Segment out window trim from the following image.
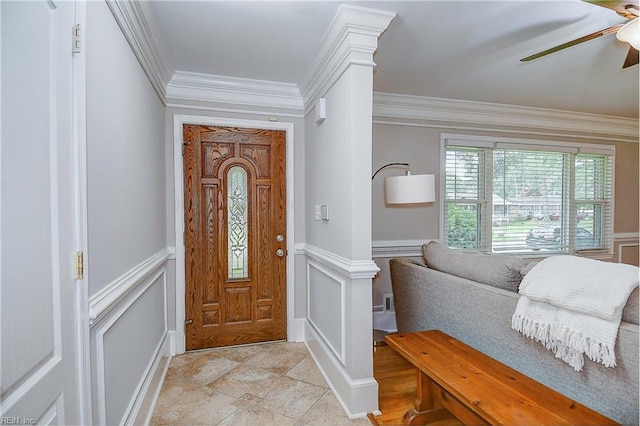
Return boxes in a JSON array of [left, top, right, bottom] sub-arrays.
[[439, 133, 616, 257]]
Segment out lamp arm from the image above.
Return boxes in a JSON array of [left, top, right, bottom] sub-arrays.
[[371, 162, 409, 180]]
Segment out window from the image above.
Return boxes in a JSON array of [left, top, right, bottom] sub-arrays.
[[443, 135, 613, 255]]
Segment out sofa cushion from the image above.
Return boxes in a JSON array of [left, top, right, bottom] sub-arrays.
[[422, 241, 529, 292], [622, 287, 639, 325]]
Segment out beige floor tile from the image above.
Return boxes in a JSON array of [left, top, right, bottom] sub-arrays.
[[206, 364, 280, 398], [257, 376, 327, 419], [205, 344, 266, 363], [153, 376, 202, 410], [166, 356, 210, 380], [217, 406, 298, 426], [189, 357, 241, 386], [278, 341, 309, 354], [285, 357, 328, 388], [150, 388, 237, 425], [231, 393, 263, 410], [152, 342, 364, 426], [168, 350, 211, 369], [245, 344, 308, 374], [299, 390, 372, 426]]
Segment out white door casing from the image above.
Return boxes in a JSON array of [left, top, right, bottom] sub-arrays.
[[1, 0, 88, 423]]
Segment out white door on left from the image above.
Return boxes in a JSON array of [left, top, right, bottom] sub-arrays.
[[1, 1, 83, 423]]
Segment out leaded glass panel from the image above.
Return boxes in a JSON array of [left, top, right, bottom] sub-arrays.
[[227, 166, 248, 279]]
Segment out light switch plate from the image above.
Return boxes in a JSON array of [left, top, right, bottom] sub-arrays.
[[320, 205, 330, 221]]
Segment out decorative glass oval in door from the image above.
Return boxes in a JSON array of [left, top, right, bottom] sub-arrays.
[[227, 166, 248, 279]]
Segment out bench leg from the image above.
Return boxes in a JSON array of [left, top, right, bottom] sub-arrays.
[[402, 370, 453, 425], [415, 369, 436, 411], [403, 407, 453, 425]]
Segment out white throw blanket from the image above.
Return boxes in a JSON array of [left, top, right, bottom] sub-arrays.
[[512, 256, 639, 371]]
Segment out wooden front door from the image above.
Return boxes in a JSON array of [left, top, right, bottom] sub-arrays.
[[183, 125, 287, 350]]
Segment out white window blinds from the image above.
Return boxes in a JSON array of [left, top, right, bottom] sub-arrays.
[[443, 136, 614, 255]]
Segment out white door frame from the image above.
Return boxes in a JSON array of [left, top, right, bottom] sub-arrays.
[[172, 115, 295, 354], [71, 0, 92, 422]]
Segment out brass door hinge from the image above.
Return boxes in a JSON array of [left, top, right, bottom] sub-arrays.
[[74, 251, 84, 280], [72, 24, 81, 54]]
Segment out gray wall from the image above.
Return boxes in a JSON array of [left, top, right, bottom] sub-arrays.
[[86, 2, 169, 424], [87, 1, 166, 297], [371, 121, 640, 308]]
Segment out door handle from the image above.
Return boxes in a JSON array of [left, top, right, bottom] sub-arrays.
[[276, 249, 285, 257]]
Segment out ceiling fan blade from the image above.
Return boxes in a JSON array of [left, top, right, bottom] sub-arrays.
[[521, 23, 624, 62], [622, 46, 639, 67], [582, 0, 639, 20]]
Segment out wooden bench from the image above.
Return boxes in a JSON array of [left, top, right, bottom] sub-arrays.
[[385, 330, 618, 425]]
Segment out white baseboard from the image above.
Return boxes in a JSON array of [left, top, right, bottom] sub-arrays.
[[167, 330, 178, 356], [303, 321, 378, 419], [129, 332, 172, 425], [290, 318, 306, 342], [373, 311, 397, 333]]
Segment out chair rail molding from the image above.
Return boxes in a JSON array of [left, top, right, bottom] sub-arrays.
[[372, 239, 434, 258], [89, 247, 173, 326], [303, 243, 380, 279], [373, 92, 639, 143], [614, 232, 640, 240]]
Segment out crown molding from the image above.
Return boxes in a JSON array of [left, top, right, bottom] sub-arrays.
[[300, 5, 395, 111], [166, 71, 303, 112], [106, 0, 172, 103], [105, 0, 636, 139], [373, 92, 639, 143]]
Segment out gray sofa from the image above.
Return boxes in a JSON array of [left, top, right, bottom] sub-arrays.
[[390, 241, 639, 425]]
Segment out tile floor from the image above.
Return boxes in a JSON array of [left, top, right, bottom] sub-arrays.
[[150, 341, 373, 425]]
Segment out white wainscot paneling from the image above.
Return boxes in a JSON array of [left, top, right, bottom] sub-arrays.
[[93, 267, 168, 425], [307, 260, 345, 364]]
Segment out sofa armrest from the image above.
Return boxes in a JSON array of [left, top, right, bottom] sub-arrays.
[[389, 257, 432, 333]]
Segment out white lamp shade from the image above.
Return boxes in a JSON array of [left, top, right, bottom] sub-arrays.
[[384, 174, 436, 204], [617, 18, 639, 51]]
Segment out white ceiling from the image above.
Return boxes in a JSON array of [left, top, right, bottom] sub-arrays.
[[149, 0, 639, 118]]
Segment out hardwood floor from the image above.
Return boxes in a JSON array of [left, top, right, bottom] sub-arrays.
[[369, 343, 417, 425], [369, 343, 462, 425]]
